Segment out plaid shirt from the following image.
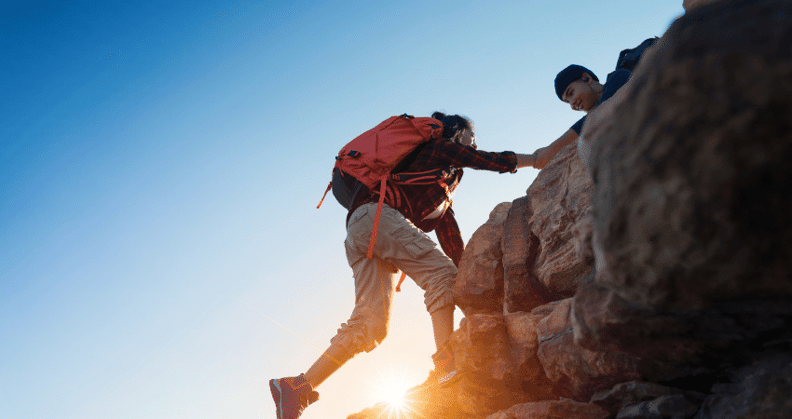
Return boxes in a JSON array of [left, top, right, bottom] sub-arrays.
[[350, 138, 517, 265]]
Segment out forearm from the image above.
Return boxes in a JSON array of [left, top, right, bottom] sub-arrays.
[[515, 153, 536, 169], [534, 129, 579, 169], [547, 129, 579, 157], [434, 141, 518, 173]]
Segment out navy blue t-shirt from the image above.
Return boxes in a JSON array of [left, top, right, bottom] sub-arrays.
[[569, 68, 631, 135], [568, 37, 658, 135]]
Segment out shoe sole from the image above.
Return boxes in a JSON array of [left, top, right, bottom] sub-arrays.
[[270, 379, 285, 419], [437, 370, 457, 384], [437, 370, 469, 388]]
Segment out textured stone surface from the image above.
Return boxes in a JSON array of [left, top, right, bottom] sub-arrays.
[[503, 311, 557, 401], [531, 300, 564, 318], [503, 143, 594, 313], [536, 298, 575, 343], [537, 298, 640, 401], [503, 311, 544, 383], [526, 144, 594, 297], [589, 0, 792, 310], [616, 394, 699, 419], [455, 202, 511, 315], [574, 0, 792, 381], [502, 196, 548, 312], [692, 354, 792, 419], [592, 380, 705, 417], [451, 314, 522, 416], [486, 400, 609, 419], [573, 273, 792, 383]]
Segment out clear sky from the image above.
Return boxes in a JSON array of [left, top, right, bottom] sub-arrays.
[[1, 1, 683, 418]]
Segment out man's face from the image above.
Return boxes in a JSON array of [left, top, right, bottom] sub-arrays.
[[562, 79, 599, 112]]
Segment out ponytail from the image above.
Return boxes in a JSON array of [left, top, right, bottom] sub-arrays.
[[431, 112, 475, 144]]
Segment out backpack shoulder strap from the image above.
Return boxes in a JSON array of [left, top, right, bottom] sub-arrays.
[[366, 177, 388, 259]]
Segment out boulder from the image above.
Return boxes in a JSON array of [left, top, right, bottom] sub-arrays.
[[504, 311, 557, 400], [451, 314, 522, 416], [486, 400, 609, 419], [576, 0, 792, 376], [526, 145, 594, 297], [455, 202, 511, 315], [536, 299, 641, 401], [503, 144, 594, 313], [502, 196, 548, 312], [591, 380, 705, 418], [503, 311, 545, 383], [616, 395, 699, 419], [693, 354, 792, 419]]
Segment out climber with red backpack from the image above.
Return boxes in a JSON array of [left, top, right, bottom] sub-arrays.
[[269, 112, 536, 419]]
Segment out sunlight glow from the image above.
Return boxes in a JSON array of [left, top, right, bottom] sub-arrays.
[[369, 365, 421, 419], [380, 384, 407, 410]]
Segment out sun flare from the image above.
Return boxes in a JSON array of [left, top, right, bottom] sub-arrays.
[[370, 366, 420, 418], [380, 384, 407, 409]]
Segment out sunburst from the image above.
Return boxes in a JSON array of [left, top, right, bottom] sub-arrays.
[[380, 384, 407, 409], [369, 365, 421, 419]]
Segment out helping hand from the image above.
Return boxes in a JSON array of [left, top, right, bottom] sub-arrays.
[[532, 147, 552, 169]]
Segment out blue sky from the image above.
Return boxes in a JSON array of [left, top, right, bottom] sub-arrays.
[[1, 1, 683, 418]]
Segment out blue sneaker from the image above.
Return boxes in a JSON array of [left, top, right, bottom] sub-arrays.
[[269, 374, 319, 419]]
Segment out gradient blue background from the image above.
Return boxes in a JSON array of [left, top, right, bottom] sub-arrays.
[[2, 1, 683, 418]]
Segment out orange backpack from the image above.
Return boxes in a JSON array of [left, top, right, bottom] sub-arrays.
[[318, 114, 450, 287]]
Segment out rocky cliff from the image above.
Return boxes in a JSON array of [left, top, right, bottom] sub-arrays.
[[349, 1, 792, 418]]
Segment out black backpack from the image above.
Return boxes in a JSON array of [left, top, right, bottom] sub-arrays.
[[616, 37, 659, 71]]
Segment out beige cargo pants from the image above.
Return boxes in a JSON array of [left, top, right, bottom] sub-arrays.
[[329, 202, 457, 357]]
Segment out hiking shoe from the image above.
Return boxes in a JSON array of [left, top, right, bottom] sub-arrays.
[[431, 344, 460, 386], [269, 374, 319, 419]]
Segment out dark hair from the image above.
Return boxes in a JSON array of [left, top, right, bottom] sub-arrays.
[[431, 112, 475, 144]]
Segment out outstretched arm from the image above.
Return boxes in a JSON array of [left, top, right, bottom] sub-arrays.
[[515, 153, 537, 169], [532, 128, 579, 169]]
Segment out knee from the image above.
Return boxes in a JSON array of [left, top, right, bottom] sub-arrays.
[[370, 320, 388, 347], [360, 316, 389, 352], [331, 314, 389, 355]]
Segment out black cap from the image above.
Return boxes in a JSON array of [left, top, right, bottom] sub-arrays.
[[555, 64, 598, 100]]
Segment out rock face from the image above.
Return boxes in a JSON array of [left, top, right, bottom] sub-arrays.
[[503, 143, 595, 314], [454, 202, 512, 315], [486, 400, 610, 419], [574, 0, 792, 384], [535, 298, 641, 402], [450, 314, 524, 416], [692, 354, 792, 419], [348, 1, 792, 418]]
